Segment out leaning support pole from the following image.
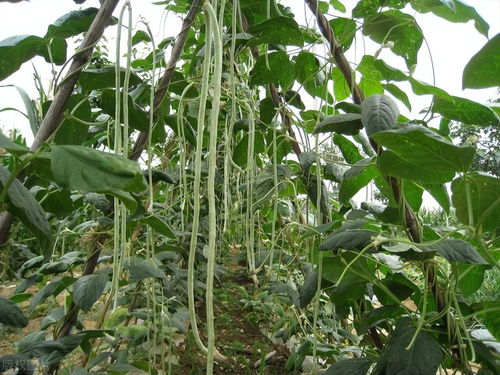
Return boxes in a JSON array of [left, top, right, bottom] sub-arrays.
[[0, 0, 121, 247], [304, 0, 451, 350], [128, 0, 202, 161]]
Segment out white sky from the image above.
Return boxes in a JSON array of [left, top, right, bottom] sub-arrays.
[[0, 0, 498, 208], [0, 0, 498, 138]]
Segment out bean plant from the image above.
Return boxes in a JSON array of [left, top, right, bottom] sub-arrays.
[[0, 0, 498, 374]]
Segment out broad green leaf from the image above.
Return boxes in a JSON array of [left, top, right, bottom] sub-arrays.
[[432, 95, 499, 127], [29, 277, 75, 312], [247, 16, 304, 47], [324, 162, 347, 183], [376, 318, 442, 375], [424, 238, 487, 264], [339, 158, 378, 204], [39, 307, 64, 330], [451, 173, 500, 232], [457, 264, 485, 297], [369, 57, 453, 100], [15, 274, 42, 294], [357, 305, 405, 333], [132, 30, 151, 46], [147, 170, 175, 185], [294, 52, 326, 98], [408, 77, 452, 100], [78, 67, 142, 93], [324, 358, 374, 375], [0, 35, 44, 81], [253, 164, 292, 205], [118, 325, 149, 347], [332, 67, 351, 101], [352, 0, 379, 18], [0, 166, 51, 253], [0, 35, 66, 79], [436, 0, 455, 11], [361, 94, 399, 136], [16, 331, 47, 353], [333, 134, 363, 164], [141, 215, 177, 239], [99, 89, 149, 133], [250, 51, 294, 88], [379, 150, 450, 184], [357, 56, 384, 97], [283, 90, 305, 110], [411, 0, 489, 37], [164, 114, 196, 146], [24, 334, 84, 365], [359, 78, 384, 98], [232, 133, 265, 168], [372, 125, 475, 183], [169, 71, 198, 98], [463, 33, 500, 89], [363, 10, 423, 68], [51, 145, 147, 197], [126, 258, 165, 280], [301, 109, 325, 133], [383, 242, 436, 261], [362, 201, 401, 224], [37, 37, 68, 66], [53, 94, 91, 145], [19, 256, 44, 277], [371, 58, 408, 82], [329, 17, 356, 51], [73, 274, 108, 312], [294, 51, 320, 84], [313, 113, 362, 135], [401, 180, 423, 212], [104, 307, 128, 329], [321, 252, 376, 285], [259, 97, 277, 125], [330, 0, 346, 13], [40, 188, 74, 218], [319, 229, 377, 252], [0, 296, 28, 328], [353, 0, 409, 18], [0, 130, 30, 155], [384, 83, 411, 111], [298, 271, 319, 308], [374, 273, 418, 305], [422, 183, 450, 213], [45, 8, 103, 40], [39, 262, 69, 275]]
